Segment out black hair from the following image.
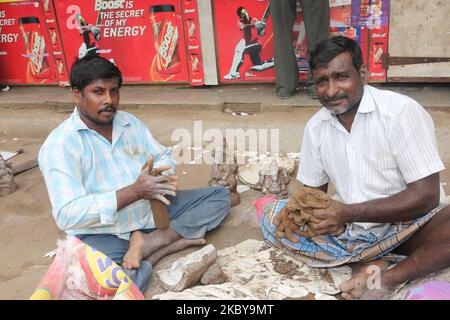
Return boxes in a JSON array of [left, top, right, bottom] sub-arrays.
[[309, 35, 363, 72], [69, 55, 122, 91], [237, 6, 245, 17]]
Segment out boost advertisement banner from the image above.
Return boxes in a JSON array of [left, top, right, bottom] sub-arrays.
[[351, 0, 390, 81], [214, 0, 389, 84], [0, 0, 57, 84], [53, 0, 190, 83], [213, 0, 275, 83], [181, 0, 204, 86]]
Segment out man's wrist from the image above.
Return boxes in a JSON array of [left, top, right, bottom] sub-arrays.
[[129, 182, 142, 201], [344, 203, 359, 223], [117, 183, 141, 210]]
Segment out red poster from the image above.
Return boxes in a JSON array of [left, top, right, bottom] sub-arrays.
[[368, 26, 388, 81], [53, 0, 189, 83], [0, 0, 57, 84], [213, 0, 275, 83], [181, 0, 204, 86], [41, 0, 70, 86], [214, 0, 388, 84]]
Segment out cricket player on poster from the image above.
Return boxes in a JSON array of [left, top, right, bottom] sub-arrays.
[[76, 13, 101, 58], [223, 5, 274, 80]]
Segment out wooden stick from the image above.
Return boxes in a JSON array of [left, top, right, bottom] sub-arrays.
[[146, 156, 170, 230]]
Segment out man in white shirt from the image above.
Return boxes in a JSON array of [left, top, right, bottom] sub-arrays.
[[261, 36, 450, 299]]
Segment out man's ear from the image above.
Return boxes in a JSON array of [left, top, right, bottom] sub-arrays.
[[72, 88, 81, 105], [359, 64, 368, 84]]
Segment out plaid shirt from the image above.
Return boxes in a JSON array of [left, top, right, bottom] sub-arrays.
[[38, 109, 175, 240]]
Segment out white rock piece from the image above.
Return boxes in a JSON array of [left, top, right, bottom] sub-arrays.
[[236, 185, 250, 193], [238, 156, 297, 188], [157, 244, 217, 292]]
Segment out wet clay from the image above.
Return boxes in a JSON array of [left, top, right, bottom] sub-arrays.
[[273, 187, 331, 242]]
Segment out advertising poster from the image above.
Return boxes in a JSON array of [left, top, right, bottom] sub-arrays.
[[214, 0, 382, 84], [351, 0, 390, 81], [53, 0, 190, 83], [368, 26, 388, 81], [41, 0, 70, 86], [351, 0, 389, 28], [0, 0, 57, 84], [328, 1, 369, 66], [295, 0, 354, 80], [291, 12, 309, 81], [213, 0, 275, 83], [181, 0, 204, 86], [330, 0, 352, 27]]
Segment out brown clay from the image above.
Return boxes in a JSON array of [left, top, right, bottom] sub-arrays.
[[273, 207, 303, 243], [273, 259, 299, 276], [295, 187, 330, 209], [273, 187, 333, 241]]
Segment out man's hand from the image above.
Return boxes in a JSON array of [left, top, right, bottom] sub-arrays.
[[132, 174, 178, 205], [309, 200, 347, 236], [150, 166, 169, 176]]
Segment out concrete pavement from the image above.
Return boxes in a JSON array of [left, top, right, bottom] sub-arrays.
[[1, 83, 449, 112], [1, 83, 449, 153]]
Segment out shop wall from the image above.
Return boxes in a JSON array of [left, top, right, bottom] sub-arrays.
[[387, 0, 450, 82], [213, 0, 390, 84]]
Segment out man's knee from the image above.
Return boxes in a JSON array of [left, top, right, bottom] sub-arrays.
[[210, 186, 231, 204]]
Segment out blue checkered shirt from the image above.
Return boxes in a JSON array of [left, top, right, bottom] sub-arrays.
[[38, 109, 175, 240]]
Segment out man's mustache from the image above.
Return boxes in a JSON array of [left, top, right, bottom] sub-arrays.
[[98, 105, 116, 113], [324, 93, 348, 103]]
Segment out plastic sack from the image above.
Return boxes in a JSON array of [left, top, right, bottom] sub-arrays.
[[253, 196, 276, 221], [30, 236, 144, 300], [404, 281, 450, 300]]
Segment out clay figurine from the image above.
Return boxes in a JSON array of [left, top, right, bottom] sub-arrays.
[[257, 159, 290, 199], [0, 154, 16, 197], [208, 139, 240, 206]]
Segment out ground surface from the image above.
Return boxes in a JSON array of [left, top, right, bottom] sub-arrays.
[[0, 84, 449, 299]]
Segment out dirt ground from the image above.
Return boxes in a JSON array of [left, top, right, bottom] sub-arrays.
[[1, 102, 450, 299]]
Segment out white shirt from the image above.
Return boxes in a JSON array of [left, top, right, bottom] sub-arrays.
[[298, 85, 445, 232]]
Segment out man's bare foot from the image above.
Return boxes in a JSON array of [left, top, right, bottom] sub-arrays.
[[122, 231, 145, 269], [339, 259, 390, 300], [147, 238, 207, 265]]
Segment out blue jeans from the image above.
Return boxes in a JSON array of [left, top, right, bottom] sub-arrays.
[[76, 186, 230, 293]]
